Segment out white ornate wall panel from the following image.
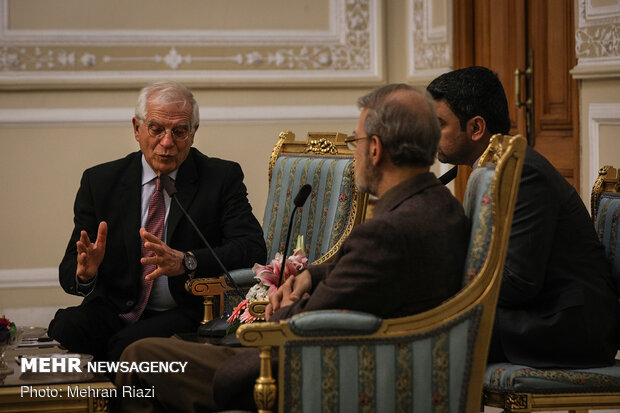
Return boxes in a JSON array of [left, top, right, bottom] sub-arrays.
[[588, 103, 620, 191], [572, 0, 620, 79], [407, 0, 452, 83], [0, 0, 384, 89]]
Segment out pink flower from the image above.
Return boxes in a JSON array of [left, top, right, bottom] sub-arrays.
[[227, 300, 248, 323], [240, 309, 257, 323], [253, 249, 308, 288]]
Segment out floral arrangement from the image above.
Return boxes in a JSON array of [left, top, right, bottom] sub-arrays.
[[227, 237, 308, 327], [0, 316, 17, 346]]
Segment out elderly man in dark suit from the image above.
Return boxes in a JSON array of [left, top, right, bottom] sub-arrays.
[[48, 80, 266, 362], [427, 66, 619, 368], [115, 84, 470, 412]]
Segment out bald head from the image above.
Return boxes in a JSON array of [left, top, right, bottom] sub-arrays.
[[358, 84, 440, 167]]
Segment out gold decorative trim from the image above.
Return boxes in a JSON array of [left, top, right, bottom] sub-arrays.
[[505, 393, 529, 410], [184, 276, 229, 295], [306, 138, 338, 154], [248, 300, 269, 318], [591, 165, 611, 221], [268, 131, 293, 183]]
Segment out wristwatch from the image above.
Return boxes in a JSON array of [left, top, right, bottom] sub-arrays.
[[182, 251, 198, 276]]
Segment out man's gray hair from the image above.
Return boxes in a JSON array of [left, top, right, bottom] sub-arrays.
[[358, 84, 440, 167], [134, 80, 200, 133]]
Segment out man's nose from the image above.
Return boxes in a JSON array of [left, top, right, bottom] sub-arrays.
[[158, 131, 175, 147]]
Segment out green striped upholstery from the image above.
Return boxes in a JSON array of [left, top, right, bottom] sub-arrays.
[[274, 166, 498, 412], [596, 193, 620, 289], [223, 154, 356, 314], [484, 361, 620, 392], [462, 165, 495, 286], [282, 307, 482, 413], [262, 154, 356, 263]]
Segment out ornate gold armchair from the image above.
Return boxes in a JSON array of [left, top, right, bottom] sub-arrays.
[[235, 134, 526, 412], [482, 165, 620, 412], [186, 131, 368, 325]]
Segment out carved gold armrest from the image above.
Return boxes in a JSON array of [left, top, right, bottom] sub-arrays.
[[248, 299, 269, 319], [185, 276, 231, 324]]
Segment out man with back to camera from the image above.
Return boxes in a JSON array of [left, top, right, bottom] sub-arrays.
[[48, 80, 267, 362], [427, 66, 619, 367], [114, 84, 471, 412]]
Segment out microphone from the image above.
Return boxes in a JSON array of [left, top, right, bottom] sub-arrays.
[[277, 184, 312, 287], [439, 165, 458, 185], [159, 174, 244, 300]]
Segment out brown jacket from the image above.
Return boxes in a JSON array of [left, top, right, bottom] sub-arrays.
[[214, 172, 470, 409]]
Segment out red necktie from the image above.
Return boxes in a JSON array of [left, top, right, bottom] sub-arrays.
[[120, 177, 165, 323]]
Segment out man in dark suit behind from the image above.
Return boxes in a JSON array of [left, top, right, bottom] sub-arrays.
[[427, 66, 619, 368], [49, 80, 267, 361], [115, 84, 471, 412]]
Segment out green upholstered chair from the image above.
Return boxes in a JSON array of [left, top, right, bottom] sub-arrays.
[[482, 165, 620, 412], [235, 134, 526, 413], [186, 131, 368, 323]]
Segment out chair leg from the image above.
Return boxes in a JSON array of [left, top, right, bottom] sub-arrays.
[[254, 345, 277, 413], [201, 296, 214, 324]]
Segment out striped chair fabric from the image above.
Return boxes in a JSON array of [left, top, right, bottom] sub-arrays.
[[263, 154, 356, 263], [275, 165, 497, 412]]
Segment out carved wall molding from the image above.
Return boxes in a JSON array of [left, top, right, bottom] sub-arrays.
[[573, 0, 620, 78], [0, 0, 384, 89], [0, 105, 359, 127], [407, 0, 452, 83], [0, 267, 58, 288]]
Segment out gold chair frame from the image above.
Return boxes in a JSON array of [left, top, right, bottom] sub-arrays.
[[185, 131, 369, 324], [236, 134, 526, 413], [482, 165, 620, 412]]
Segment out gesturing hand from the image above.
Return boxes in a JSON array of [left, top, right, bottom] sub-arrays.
[[76, 221, 107, 282], [265, 269, 312, 320], [140, 228, 185, 280]]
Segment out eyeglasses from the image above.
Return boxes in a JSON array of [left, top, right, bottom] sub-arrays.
[[145, 121, 192, 142], [344, 135, 370, 151]]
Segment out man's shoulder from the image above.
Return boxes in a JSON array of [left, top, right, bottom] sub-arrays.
[[188, 148, 242, 175], [521, 146, 574, 192], [84, 151, 141, 175]]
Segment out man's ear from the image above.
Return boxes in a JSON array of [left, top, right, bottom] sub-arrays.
[[468, 116, 487, 142], [132, 117, 141, 141], [369, 135, 383, 166]]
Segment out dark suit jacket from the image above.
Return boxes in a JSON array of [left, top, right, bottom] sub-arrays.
[[214, 172, 470, 409], [494, 146, 619, 367], [59, 148, 266, 321]]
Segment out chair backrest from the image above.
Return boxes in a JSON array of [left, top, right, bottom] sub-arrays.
[[261, 131, 368, 264], [591, 165, 620, 294], [238, 135, 527, 413]]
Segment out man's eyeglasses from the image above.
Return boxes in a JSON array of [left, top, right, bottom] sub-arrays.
[[145, 121, 192, 142], [344, 135, 370, 151]]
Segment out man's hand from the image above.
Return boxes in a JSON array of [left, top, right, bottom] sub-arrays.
[[76, 221, 107, 282], [265, 269, 312, 320], [140, 228, 185, 280]]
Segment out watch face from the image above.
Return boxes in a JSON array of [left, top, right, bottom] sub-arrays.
[[184, 253, 197, 271]]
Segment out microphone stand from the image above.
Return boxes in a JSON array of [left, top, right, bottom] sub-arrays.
[[277, 184, 312, 287], [159, 174, 243, 338]]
